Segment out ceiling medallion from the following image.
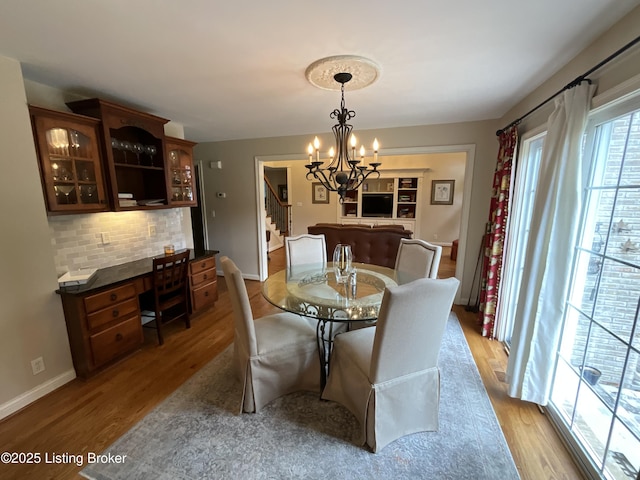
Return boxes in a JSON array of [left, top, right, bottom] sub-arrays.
[[305, 55, 381, 91]]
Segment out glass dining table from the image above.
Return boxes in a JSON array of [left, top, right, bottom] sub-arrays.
[[261, 262, 418, 387]]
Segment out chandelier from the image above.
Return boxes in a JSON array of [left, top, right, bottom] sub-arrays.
[[305, 72, 381, 202]]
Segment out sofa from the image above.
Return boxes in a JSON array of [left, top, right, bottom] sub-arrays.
[[307, 223, 413, 268]]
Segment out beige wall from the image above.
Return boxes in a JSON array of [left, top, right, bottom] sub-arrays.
[[498, 5, 640, 134], [0, 56, 75, 414], [196, 121, 498, 296]]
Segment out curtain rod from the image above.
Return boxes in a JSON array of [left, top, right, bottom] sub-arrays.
[[496, 34, 640, 136]]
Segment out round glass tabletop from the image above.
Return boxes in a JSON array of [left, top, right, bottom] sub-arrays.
[[262, 262, 414, 322]]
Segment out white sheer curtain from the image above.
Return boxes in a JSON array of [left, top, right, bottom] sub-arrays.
[[506, 82, 596, 405]]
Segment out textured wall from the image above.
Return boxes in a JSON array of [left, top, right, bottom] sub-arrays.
[[49, 209, 188, 275]]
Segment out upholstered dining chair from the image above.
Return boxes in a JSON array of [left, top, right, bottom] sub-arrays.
[[220, 256, 320, 413], [285, 233, 327, 268], [322, 276, 459, 452], [141, 249, 191, 345], [394, 238, 442, 281]]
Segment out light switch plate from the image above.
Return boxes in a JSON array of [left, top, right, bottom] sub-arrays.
[[101, 232, 110, 245]]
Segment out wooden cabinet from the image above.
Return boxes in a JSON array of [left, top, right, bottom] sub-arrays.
[[67, 98, 170, 211], [31, 99, 199, 213], [166, 137, 197, 206], [30, 106, 108, 214], [60, 282, 144, 378], [189, 256, 218, 314]]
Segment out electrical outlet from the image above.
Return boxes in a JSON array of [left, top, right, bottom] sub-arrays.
[[31, 357, 45, 375], [101, 232, 110, 245], [148, 224, 157, 236]]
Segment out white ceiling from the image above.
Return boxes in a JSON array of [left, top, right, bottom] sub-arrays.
[[1, 1, 639, 143]]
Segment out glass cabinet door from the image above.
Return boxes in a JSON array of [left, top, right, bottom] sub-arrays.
[[166, 138, 197, 206], [30, 107, 108, 213]]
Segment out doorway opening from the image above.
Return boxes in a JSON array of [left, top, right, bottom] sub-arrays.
[[254, 145, 476, 305]]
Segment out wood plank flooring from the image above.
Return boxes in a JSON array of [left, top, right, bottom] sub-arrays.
[[0, 247, 584, 480]]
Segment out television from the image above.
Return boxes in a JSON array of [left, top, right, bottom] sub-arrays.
[[362, 194, 393, 217]]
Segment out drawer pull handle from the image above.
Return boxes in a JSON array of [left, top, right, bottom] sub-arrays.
[[201, 262, 206, 268], [203, 274, 208, 280], [204, 291, 209, 297], [112, 309, 119, 317], [110, 293, 117, 301], [115, 333, 123, 341]]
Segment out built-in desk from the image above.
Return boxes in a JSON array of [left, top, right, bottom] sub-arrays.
[[58, 249, 218, 378]]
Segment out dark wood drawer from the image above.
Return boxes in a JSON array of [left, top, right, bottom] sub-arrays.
[[190, 269, 216, 287], [84, 283, 136, 314], [191, 281, 218, 312], [190, 257, 216, 275], [89, 315, 143, 367], [86, 297, 139, 332]]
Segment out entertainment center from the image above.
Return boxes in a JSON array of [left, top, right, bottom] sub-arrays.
[[339, 174, 423, 236]]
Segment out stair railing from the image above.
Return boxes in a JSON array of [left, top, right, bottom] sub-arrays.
[[264, 177, 291, 237]]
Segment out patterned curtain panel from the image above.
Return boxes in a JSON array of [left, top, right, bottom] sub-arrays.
[[479, 126, 518, 338]]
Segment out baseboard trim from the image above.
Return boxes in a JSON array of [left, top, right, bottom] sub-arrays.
[[0, 369, 76, 420]]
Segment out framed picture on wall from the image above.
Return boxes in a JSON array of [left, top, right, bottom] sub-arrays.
[[431, 180, 455, 205], [278, 184, 288, 201], [312, 182, 329, 204]]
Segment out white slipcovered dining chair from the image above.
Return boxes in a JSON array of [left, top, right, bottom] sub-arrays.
[[394, 238, 442, 281], [322, 276, 459, 452], [220, 256, 320, 413], [285, 233, 327, 268]]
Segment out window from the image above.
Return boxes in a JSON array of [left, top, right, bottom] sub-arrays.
[[495, 131, 545, 345], [548, 99, 640, 480]]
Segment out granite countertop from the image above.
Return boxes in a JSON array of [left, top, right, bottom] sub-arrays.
[[57, 249, 218, 296]]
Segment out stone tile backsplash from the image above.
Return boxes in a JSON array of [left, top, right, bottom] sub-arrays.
[[49, 209, 188, 275]]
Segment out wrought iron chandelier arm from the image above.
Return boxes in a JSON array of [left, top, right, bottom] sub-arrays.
[[306, 166, 333, 190]]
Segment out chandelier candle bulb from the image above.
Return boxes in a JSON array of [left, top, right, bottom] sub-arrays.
[[307, 143, 313, 163], [313, 136, 320, 163], [359, 145, 365, 161], [373, 138, 379, 163]]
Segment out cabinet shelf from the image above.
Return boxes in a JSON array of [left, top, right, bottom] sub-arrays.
[[114, 162, 165, 171]]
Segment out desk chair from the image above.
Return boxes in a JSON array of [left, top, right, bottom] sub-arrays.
[[142, 249, 191, 345], [285, 234, 327, 268], [322, 277, 459, 452], [394, 238, 442, 281], [221, 256, 320, 413]]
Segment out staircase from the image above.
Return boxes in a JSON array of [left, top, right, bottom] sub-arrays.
[[264, 177, 291, 252]]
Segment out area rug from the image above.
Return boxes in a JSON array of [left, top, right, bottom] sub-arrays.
[[81, 314, 520, 480]]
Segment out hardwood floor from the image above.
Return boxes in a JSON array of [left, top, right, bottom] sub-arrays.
[[0, 247, 584, 480]]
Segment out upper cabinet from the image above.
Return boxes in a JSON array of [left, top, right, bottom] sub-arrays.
[[66, 98, 171, 211], [165, 137, 197, 207], [30, 99, 198, 214], [30, 106, 109, 214]]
